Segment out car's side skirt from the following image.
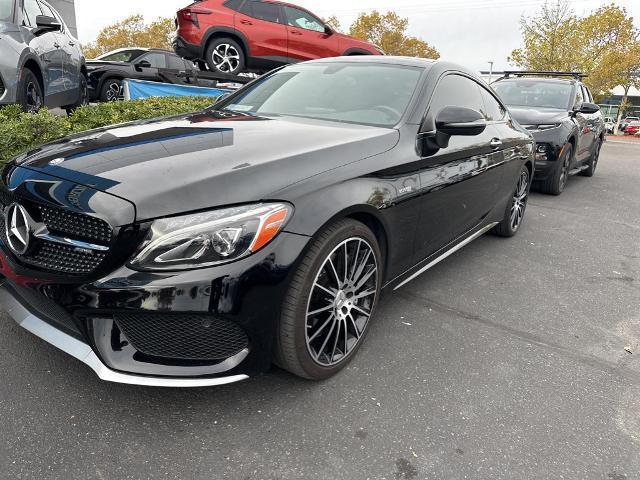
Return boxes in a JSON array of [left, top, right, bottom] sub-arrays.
[[387, 221, 499, 291]]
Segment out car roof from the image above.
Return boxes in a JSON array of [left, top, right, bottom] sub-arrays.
[[102, 47, 175, 55]]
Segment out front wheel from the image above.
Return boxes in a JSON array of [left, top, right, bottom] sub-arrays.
[[274, 219, 382, 380], [100, 78, 123, 102], [17, 68, 43, 113], [493, 165, 530, 237], [538, 143, 572, 195]]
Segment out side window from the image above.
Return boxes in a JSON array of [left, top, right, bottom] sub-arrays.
[[479, 87, 507, 122], [167, 54, 186, 70], [224, 0, 244, 12], [141, 53, 167, 69], [283, 6, 324, 32], [241, 1, 281, 23], [428, 74, 484, 119], [23, 0, 42, 27]]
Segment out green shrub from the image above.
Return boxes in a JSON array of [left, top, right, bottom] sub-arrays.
[[0, 96, 217, 165]]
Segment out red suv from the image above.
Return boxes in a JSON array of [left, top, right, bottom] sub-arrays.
[[173, 0, 383, 74]]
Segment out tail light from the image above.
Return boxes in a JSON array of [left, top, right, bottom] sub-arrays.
[[178, 4, 212, 28]]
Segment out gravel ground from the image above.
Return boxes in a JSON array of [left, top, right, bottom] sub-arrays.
[[0, 141, 638, 480]]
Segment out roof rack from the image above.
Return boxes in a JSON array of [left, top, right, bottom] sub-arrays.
[[501, 71, 587, 81]]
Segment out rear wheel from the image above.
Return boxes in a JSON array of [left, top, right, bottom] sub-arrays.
[[579, 138, 601, 177], [274, 219, 382, 380], [64, 72, 89, 115], [17, 68, 43, 113], [205, 38, 245, 74], [493, 165, 530, 237], [100, 78, 123, 102], [538, 143, 572, 195]]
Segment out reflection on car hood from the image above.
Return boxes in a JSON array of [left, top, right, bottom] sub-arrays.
[[15, 111, 399, 221], [86, 60, 130, 68], [507, 106, 569, 125]]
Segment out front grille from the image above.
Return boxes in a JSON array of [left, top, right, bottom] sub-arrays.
[[30, 242, 107, 274], [114, 313, 249, 361], [38, 205, 112, 243], [0, 199, 113, 275]]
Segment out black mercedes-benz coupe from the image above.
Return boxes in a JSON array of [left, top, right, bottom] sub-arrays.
[[0, 57, 534, 386]]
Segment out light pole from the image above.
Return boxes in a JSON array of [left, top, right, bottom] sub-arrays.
[[488, 61, 494, 84]]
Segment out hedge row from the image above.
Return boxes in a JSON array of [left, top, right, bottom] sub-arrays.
[[0, 96, 218, 165]]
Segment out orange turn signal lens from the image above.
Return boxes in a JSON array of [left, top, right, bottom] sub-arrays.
[[250, 207, 290, 252]]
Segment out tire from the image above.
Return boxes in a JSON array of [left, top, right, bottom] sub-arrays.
[[205, 37, 245, 75], [99, 78, 123, 102], [493, 165, 530, 237], [579, 137, 601, 177], [538, 143, 572, 195], [274, 219, 382, 380], [17, 68, 43, 113], [64, 72, 89, 115]]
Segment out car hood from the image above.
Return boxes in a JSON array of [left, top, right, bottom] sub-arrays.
[[507, 106, 569, 126], [15, 111, 399, 221]]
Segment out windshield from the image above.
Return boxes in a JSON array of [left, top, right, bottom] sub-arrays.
[[220, 63, 423, 127], [493, 79, 573, 109], [97, 49, 147, 62], [0, 0, 14, 22]]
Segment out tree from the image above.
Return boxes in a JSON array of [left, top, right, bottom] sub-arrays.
[[348, 11, 439, 59], [510, 1, 639, 104], [83, 15, 174, 59]]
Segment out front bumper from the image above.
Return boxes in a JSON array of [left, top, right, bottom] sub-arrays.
[[0, 231, 310, 387]]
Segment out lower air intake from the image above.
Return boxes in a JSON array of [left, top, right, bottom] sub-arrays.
[[114, 312, 249, 361]]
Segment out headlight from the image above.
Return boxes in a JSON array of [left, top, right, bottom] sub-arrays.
[[130, 203, 292, 270]]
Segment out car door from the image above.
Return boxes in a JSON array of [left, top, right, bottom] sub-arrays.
[[235, 1, 288, 63], [22, 0, 65, 98], [134, 52, 166, 81], [571, 85, 593, 162], [282, 5, 339, 61], [414, 73, 506, 262], [38, 0, 77, 98]]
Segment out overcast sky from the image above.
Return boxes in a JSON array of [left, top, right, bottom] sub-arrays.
[[76, 0, 640, 72]]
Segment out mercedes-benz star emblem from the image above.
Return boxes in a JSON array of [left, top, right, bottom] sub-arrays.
[[5, 203, 31, 255]]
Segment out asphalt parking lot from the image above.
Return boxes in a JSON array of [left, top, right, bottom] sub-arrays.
[[1, 140, 638, 480]]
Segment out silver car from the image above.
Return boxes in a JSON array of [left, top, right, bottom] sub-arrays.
[[0, 0, 87, 113]]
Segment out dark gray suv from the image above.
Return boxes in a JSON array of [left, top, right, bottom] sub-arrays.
[[0, 0, 87, 113]]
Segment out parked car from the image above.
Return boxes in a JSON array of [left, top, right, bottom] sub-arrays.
[[624, 120, 640, 136], [493, 72, 604, 195], [620, 116, 639, 133], [173, 0, 384, 75], [87, 48, 197, 102], [0, 0, 87, 113], [604, 117, 614, 134], [0, 57, 534, 386]]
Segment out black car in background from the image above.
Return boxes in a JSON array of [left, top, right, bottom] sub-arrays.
[[86, 48, 195, 102], [493, 71, 604, 195], [0, 57, 534, 386]]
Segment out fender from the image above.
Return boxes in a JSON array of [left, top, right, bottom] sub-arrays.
[[202, 26, 251, 58], [17, 49, 46, 94]]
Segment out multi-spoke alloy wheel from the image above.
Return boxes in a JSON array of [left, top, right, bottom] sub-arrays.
[[212, 43, 241, 73], [275, 219, 382, 380], [305, 238, 378, 366], [510, 169, 529, 232]]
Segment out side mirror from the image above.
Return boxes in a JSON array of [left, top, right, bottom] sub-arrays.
[[324, 25, 334, 35], [575, 102, 600, 114], [136, 60, 152, 69], [436, 106, 487, 136], [34, 15, 61, 35]]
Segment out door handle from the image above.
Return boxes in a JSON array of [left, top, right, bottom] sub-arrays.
[[240, 19, 252, 25], [290, 30, 303, 35], [490, 138, 502, 149], [53, 42, 61, 48]]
